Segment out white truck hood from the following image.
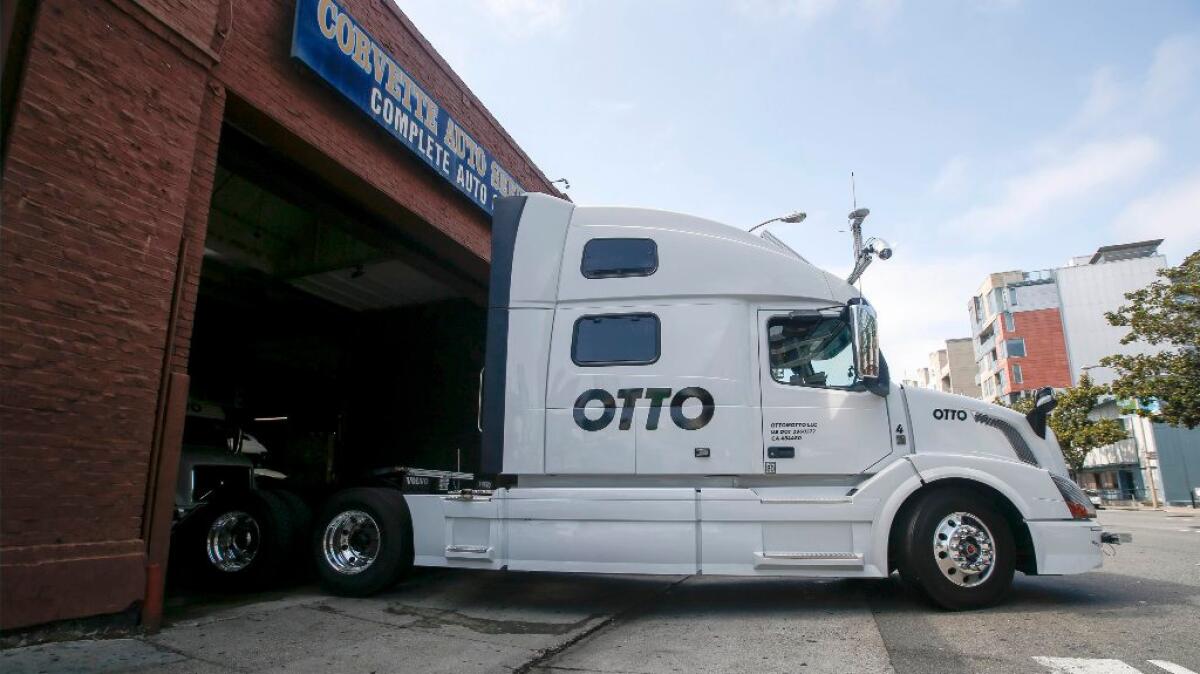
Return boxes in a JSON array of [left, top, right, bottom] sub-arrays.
[[902, 386, 1071, 477]]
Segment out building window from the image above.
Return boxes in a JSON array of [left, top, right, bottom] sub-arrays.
[[1012, 363, 1023, 384], [767, 314, 858, 389], [1003, 311, 1015, 332], [581, 238, 658, 279], [1008, 287, 1018, 306], [572, 313, 660, 366], [1006, 338, 1026, 358]]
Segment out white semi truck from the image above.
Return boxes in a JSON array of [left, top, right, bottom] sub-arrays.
[[308, 193, 1117, 610]]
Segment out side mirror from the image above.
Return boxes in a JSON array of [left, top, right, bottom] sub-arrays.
[[1025, 387, 1057, 438], [848, 303, 886, 395]]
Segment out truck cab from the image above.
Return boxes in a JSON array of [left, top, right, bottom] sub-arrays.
[[309, 193, 1106, 609]]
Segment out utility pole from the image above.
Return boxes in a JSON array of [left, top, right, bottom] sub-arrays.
[[1135, 416, 1161, 509]]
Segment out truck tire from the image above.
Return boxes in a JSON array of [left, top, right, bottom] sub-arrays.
[[896, 488, 1015, 610], [267, 488, 313, 579], [312, 488, 414, 597], [191, 489, 296, 590]]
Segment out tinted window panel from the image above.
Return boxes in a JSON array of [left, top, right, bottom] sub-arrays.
[[581, 238, 658, 278], [767, 315, 857, 389], [572, 314, 660, 365]]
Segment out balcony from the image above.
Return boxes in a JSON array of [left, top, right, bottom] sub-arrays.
[[978, 334, 996, 356], [1082, 438, 1140, 469]]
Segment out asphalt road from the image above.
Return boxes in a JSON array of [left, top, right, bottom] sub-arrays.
[[4, 509, 1197, 674]]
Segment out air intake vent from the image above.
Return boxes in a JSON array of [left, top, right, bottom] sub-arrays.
[[973, 412, 1039, 466]]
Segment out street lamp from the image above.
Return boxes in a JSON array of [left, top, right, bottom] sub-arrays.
[[749, 211, 807, 233]]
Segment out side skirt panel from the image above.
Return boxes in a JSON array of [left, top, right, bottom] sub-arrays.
[[405, 485, 893, 578]]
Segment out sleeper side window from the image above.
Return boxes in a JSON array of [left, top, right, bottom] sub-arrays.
[[581, 238, 658, 278], [572, 313, 660, 366], [768, 315, 858, 389]]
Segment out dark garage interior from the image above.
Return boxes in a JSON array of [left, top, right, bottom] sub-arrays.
[[187, 125, 487, 491]]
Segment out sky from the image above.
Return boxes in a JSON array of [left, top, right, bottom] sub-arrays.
[[399, 0, 1200, 378]]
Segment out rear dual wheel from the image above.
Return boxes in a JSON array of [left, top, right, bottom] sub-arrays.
[[188, 489, 309, 590], [896, 488, 1016, 610], [312, 488, 414, 597]]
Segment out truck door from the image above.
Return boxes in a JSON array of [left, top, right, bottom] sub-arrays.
[[757, 309, 893, 474]]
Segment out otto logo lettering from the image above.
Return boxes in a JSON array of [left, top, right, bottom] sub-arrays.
[[932, 408, 969, 421], [574, 387, 715, 432]]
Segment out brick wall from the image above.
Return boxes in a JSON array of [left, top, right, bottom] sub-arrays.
[[0, 0, 217, 629], [998, 308, 1072, 396], [1, 0, 559, 630]]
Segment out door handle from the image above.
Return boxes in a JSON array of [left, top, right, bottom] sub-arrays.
[[476, 368, 485, 432], [768, 446, 795, 459]]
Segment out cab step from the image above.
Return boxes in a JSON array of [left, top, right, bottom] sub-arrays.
[[753, 552, 864, 568]]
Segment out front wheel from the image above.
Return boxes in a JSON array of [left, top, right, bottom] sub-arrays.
[[312, 488, 413, 597], [896, 489, 1016, 610]]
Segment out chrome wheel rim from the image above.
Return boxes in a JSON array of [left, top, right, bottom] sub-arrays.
[[206, 511, 260, 572], [323, 510, 381, 575], [932, 511, 996, 587]]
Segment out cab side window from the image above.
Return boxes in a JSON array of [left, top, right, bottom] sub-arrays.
[[767, 315, 858, 389], [581, 238, 658, 279], [572, 313, 660, 366]]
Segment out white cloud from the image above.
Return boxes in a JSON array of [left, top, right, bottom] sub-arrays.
[[1113, 172, 1200, 264], [860, 0, 901, 28], [754, 0, 842, 22], [734, 0, 899, 27], [480, 0, 569, 38], [858, 252, 1000, 379], [1145, 34, 1200, 114], [930, 156, 968, 196], [947, 136, 1162, 239], [1076, 66, 1122, 127], [968, 0, 1023, 9], [592, 100, 637, 116], [1057, 33, 1199, 140]]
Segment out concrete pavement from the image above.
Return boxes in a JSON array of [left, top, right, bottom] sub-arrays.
[[3, 509, 1197, 673]]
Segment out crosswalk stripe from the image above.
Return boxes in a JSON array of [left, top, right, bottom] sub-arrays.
[[1034, 657, 1199, 674], [1033, 657, 1146, 673], [1148, 661, 1200, 674]]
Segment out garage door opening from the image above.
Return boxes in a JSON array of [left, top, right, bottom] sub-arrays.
[[168, 123, 485, 595]]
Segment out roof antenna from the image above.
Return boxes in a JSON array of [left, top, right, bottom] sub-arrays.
[[845, 172, 892, 286]]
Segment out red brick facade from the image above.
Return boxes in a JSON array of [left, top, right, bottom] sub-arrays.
[[996, 308, 1072, 397], [0, 0, 557, 630]]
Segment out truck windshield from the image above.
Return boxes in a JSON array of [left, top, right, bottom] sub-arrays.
[[767, 315, 858, 389]]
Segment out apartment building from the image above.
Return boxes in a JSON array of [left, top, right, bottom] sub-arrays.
[[927, 338, 982, 397], [966, 240, 1200, 506], [968, 267, 1071, 404], [967, 240, 1166, 404]]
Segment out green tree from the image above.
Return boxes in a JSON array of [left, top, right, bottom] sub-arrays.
[[1000, 374, 1127, 474], [1100, 249, 1200, 429], [1049, 375, 1128, 474], [1003, 396, 1036, 415]]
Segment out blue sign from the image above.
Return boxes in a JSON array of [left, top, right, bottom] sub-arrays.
[[291, 0, 524, 214]]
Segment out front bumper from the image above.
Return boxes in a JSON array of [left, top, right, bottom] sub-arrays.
[[1026, 520, 1104, 575]]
